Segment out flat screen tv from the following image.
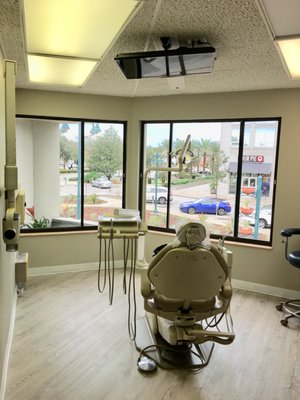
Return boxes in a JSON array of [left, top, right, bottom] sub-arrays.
[[115, 46, 216, 79]]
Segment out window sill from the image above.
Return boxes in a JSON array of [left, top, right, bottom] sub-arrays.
[[147, 229, 272, 250], [20, 228, 97, 237]]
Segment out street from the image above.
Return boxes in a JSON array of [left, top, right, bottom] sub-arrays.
[[59, 173, 271, 241]]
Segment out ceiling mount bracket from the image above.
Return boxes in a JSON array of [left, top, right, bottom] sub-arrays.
[[160, 37, 171, 51]]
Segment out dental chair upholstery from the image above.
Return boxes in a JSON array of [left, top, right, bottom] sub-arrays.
[[276, 228, 300, 326], [135, 222, 235, 369]]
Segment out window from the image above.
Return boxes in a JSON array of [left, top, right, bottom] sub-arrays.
[[231, 124, 239, 146], [254, 123, 276, 147], [17, 116, 126, 232], [140, 119, 280, 245], [231, 124, 250, 147]]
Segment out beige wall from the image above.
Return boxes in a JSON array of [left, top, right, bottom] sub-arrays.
[[16, 88, 300, 294], [0, 58, 17, 395]]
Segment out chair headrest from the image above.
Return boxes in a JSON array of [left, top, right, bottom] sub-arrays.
[[174, 222, 210, 250]]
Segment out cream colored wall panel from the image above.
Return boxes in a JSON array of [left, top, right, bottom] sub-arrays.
[[16, 90, 132, 121], [19, 232, 124, 268]]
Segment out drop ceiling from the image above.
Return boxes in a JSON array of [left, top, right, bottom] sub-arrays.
[[1, 0, 300, 97]]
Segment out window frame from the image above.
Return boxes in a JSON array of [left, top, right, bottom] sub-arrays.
[[17, 114, 127, 234], [139, 117, 281, 246]]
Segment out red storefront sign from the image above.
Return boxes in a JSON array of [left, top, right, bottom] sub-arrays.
[[243, 155, 264, 163]]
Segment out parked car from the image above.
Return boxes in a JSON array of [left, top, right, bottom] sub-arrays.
[[197, 168, 211, 175], [179, 197, 231, 215], [67, 163, 78, 170], [91, 177, 112, 189], [146, 186, 172, 204], [242, 205, 272, 229]]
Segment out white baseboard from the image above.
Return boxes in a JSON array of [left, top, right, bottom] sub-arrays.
[[232, 279, 300, 300], [0, 288, 17, 400], [28, 262, 300, 300]]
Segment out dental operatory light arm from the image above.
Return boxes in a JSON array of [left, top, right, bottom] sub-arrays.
[[2, 60, 23, 252], [142, 134, 192, 221]]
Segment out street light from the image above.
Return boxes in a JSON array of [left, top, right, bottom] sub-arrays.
[[152, 153, 164, 213], [90, 123, 101, 135], [59, 123, 70, 133]]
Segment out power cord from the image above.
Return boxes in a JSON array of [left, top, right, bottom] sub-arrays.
[[98, 233, 138, 340], [137, 343, 205, 373], [127, 238, 137, 340], [97, 230, 115, 305]]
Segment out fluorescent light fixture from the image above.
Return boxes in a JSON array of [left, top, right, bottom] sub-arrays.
[[257, 0, 300, 37], [276, 37, 300, 79], [22, 0, 140, 85], [257, 0, 300, 79], [23, 0, 139, 59], [27, 55, 97, 86]]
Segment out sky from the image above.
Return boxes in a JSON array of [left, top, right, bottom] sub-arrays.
[[145, 122, 222, 147], [61, 122, 124, 142]]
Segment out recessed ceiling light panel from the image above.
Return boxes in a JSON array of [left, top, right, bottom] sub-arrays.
[[276, 37, 300, 79], [23, 0, 139, 59], [27, 55, 97, 86], [257, 0, 300, 79]]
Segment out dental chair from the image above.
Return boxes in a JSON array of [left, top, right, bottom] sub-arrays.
[[135, 222, 235, 370], [276, 228, 300, 326]]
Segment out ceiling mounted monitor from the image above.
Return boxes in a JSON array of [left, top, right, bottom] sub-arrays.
[[115, 45, 216, 79]]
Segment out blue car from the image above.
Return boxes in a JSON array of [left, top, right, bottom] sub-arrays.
[[179, 198, 231, 215]]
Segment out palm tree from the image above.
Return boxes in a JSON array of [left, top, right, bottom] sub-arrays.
[[208, 141, 229, 196], [198, 138, 213, 173]]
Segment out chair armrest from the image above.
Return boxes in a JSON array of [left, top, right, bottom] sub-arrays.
[[141, 269, 152, 298], [222, 278, 232, 299], [281, 228, 300, 237]]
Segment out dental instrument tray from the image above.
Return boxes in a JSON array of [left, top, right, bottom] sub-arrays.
[[98, 208, 147, 238]]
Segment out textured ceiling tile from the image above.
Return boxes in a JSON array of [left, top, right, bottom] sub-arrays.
[[1, 0, 300, 97]]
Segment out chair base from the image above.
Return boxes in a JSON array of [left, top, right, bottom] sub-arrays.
[[276, 299, 300, 326], [134, 316, 214, 370]]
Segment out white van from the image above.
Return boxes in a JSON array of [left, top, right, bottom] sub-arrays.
[[146, 186, 172, 204]]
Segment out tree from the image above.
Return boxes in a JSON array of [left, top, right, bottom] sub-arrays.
[[146, 146, 159, 169], [86, 126, 122, 179], [198, 138, 213, 173], [208, 141, 229, 196], [60, 136, 77, 168], [171, 138, 184, 155]]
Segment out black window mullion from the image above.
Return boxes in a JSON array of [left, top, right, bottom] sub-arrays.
[[166, 123, 173, 229], [122, 122, 127, 209], [139, 122, 146, 215], [80, 121, 85, 227], [233, 121, 245, 238]]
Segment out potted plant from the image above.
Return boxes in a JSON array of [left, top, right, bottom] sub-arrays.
[[240, 198, 254, 215], [210, 181, 217, 194], [198, 213, 208, 224], [242, 186, 255, 195], [239, 220, 253, 236], [23, 206, 50, 229], [23, 216, 50, 229]]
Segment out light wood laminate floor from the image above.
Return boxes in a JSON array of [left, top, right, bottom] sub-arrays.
[[5, 270, 300, 400]]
